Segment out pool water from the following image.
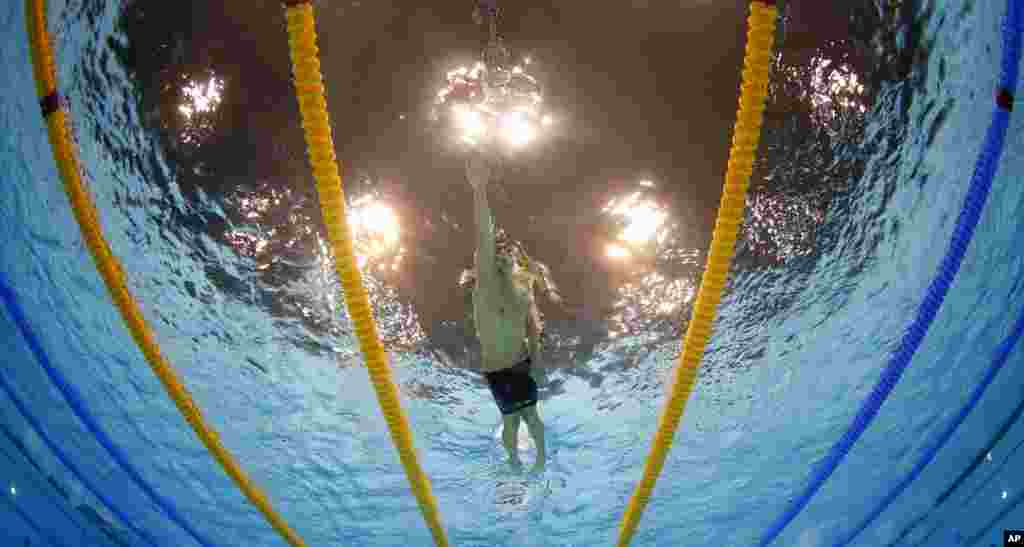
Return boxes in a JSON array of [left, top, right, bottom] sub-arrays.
[[1, 1, 1022, 546]]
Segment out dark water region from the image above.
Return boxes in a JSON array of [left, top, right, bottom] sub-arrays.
[[104, 0, 916, 391], [1, 422, 130, 547]]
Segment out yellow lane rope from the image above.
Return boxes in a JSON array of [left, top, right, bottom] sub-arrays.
[[614, 2, 778, 546], [23, 0, 309, 545], [281, 2, 451, 546]]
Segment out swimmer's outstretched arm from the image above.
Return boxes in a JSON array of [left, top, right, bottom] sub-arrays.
[[468, 154, 497, 286]]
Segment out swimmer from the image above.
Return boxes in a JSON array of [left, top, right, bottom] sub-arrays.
[[464, 152, 562, 474]]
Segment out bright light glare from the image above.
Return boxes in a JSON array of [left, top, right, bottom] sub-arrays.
[[347, 197, 407, 275], [454, 105, 487, 138], [620, 203, 667, 243], [9, 485, 16, 496], [178, 76, 224, 119], [500, 111, 534, 146], [809, 56, 867, 114], [606, 244, 630, 258], [604, 191, 668, 244], [352, 201, 400, 246], [436, 56, 550, 149]]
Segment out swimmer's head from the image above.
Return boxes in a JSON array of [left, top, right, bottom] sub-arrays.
[[495, 229, 528, 274], [463, 229, 560, 303]]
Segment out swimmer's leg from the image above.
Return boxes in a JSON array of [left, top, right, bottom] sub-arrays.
[[521, 405, 546, 473], [502, 412, 522, 466]]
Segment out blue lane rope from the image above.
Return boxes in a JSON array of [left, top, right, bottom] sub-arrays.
[[0, 271, 214, 547], [834, 299, 1024, 546], [756, 0, 1021, 543]]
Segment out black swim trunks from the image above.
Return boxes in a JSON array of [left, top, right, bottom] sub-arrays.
[[484, 357, 538, 415]]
